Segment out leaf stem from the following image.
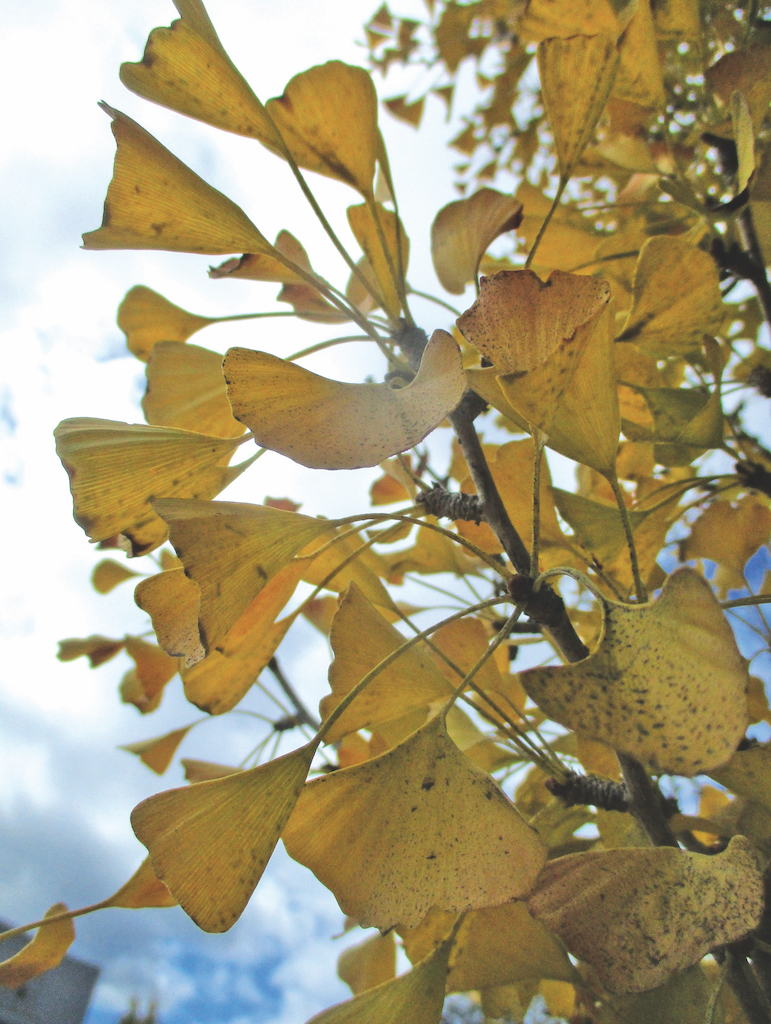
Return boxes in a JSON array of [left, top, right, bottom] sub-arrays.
[[524, 176, 568, 270], [266, 657, 319, 729], [609, 472, 647, 603]]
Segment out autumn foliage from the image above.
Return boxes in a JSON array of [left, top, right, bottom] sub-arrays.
[[7, 0, 771, 1021]]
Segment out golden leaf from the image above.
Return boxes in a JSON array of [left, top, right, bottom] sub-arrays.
[[265, 62, 379, 197], [612, 0, 666, 110], [383, 95, 425, 128], [320, 583, 452, 742], [55, 418, 249, 556], [152, 498, 333, 651], [521, 568, 749, 776], [223, 329, 465, 470], [457, 269, 611, 373], [182, 759, 241, 783], [208, 230, 311, 284], [104, 857, 177, 909], [91, 558, 140, 594], [519, 0, 623, 41], [337, 932, 397, 996], [528, 837, 764, 993], [132, 742, 316, 932], [117, 285, 216, 362], [82, 106, 273, 255], [431, 188, 523, 295], [134, 567, 205, 667], [681, 496, 771, 593], [283, 713, 546, 929], [57, 634, 125, 668], [710, 742, 771, 814], [121, 636, 179, 714], [143, 342, 245, 438], [120, 725, 194, 775], [347, 203, 409, 320], [0, 905, 75, 988]]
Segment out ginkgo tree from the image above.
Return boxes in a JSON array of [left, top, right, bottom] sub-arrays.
[[5, 0, 771, 1020]]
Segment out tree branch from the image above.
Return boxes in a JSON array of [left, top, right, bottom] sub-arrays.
[[267, 657, 320, 730]]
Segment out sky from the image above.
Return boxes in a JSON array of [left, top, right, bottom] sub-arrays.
[[0, 1, 481, 1022]]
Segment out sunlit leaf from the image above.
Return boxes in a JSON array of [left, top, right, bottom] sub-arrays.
[[103, 856, 177, 909], [552, 488, 647, 565], [681, 495, 771, 594], [208, 230, 312, 284], [91, 559, 140, 594], [347, 203, 409, 320], [618, 237, 723, 356], [265, 62, 379, 197], [181, 561, 304, 714], [337, 931, 396, 996], [283, 713, 546, 929], [181, 759, 241, 783], [299, 529, 395, 613], [320, 583, 452, 742], [706, 42, 771, 134], [431, 188, 523, 295], [306, 932, 452, 1024], [710, 742, 771, 814], [82, 106, 273, 255], [528, 836, 764, 993], [457, 269, 611, 372], [120, 725, 194, 775], [401, 903, 574, 991], [520, 568, 749, 776], [132, 741, 316, 932], [519, 0, 623, 41], [134, 567, 205, 667], [120, 0, 275, 143], [278, 283, 351, 323], [55, 418, 249, 556], [152, 498, 333, 651], [383, 518, 482, 583], [0, 905, 75, 988], [120, 636, 179, 714], [117, 285, 216, 361], [383, 94, 424, 127], [56, 634, 125, 668], [612, 0, 665, 110], [223, 329, 465, 470], [538, 35, 619, 179], [143, 343, 245, 438], [513, 183, 601, 273]]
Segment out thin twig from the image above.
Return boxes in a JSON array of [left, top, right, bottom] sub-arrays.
[[266, 657, 319, 729]]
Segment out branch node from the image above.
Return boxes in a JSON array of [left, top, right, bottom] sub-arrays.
[[545, 771, 630, 813], [507, 574, 565, 629], [417, 483, 484, 523]]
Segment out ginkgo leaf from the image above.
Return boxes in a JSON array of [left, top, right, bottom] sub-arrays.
[[143, 342, 245, 438], [519, 568, 749, 776], [121, 636, 179, 714], [320, 583, 453, 742], [223, 330, 465, 470], [265, 62, 379, 197], [519, 0, 623, 41], [277, 283, 351, 323], [299, 528, 395, 613], [104, 857, 177, 909], [527, 836, 764, 993], [496, 303, 620, 476], [430, 189, 523, 295], [120, 724, 195, 775], [383, 519, 482, 583], [55, 418, 250, 556], [57, 634, 125, 667], [208, 230, 311, 284], [306, 933, 453, 1024], [132, 741, 316, 932], [120, 0, 275, 144], [538, 35, 619, 179], [612, 0, 666, 110], [117, 285, 216, 361], [337, 931, 397, 996], [134, 567, 205, 667], [457, 269, 611, 373], [0, 904, 75, 988], [681, 495, 771, 594], [705, 41, 771, 134], [383, 94, 425, 128], [552, 488, 647, 565], [710, 742, 771, 814], [181, 561, 305, 714], [617, 237, 723, 355], [181, 759, 241, 783], [283, 713, 546, 929], [82, 106, 273, 255], [152, 498, 333, 651], [91, 559, 140, 594], [401, 903, 575, 991], [347, 203, 409, 321]]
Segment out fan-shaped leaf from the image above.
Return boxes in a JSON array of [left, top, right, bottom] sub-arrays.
[[347, 203, 409, 320], [117, 285, 216, 361], [0, 905, 75, 988]]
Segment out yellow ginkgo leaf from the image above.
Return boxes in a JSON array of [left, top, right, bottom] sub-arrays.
[[0, 904, 75, 988], [283, 713, 546, 929], [299, 528, 395, 613], [265, 62, 379, 197], [152, 498, 333, 651], [143, 342, 245, 438], [121, 636, 180, 714], [431, 188, 523, 295], [618, 237, 724, 355], [82, 106, 273, 255], [513, 183, 602, 274], [401, 903, 574, 992], [519, 0, 623, 41], [383, 518, 482, 583], [117, 285, 217, 361], [120, 725, 194, 775], [134, 567, 205, 667], [91, 559, 140, 594], [538, 35, 619, 180], [54, 418, 251, 556], [120, 0, 275, 144], [710, 742, 771, 813], [706, 42, 771, 135], [132, 741, 316, 932], [182, 759, 241, 783], [320, 583, 453, 742], [307, 932, 453, 1024], [681, 495, 771, 594], [223, 329, 465, 470], [520, 567, 749, 776], [181, 561, 305, 714], [612, 0, 666, 110], [56, 634, 125, 667], [277, 283, 352, 324], [527, 836, 764, 994], [337, 931, 397, 996], [347, 203, 409, 320], [104, 857, 177, 909], [208, 230, 312, 284], [457, 269, 611, 373], [552, 488, 647, 565]]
